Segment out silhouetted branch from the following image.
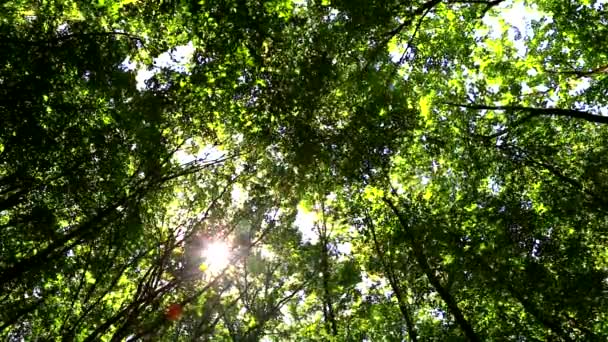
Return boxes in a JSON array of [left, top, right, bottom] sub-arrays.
[[383, 197, 480, 342], [552, 64, 608, 78], [445, 102, 608, 124]]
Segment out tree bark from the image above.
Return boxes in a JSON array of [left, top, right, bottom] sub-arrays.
[[319, 203, 338, 336], [383, 197, 480, 342], [365, 214, 418, 342], [447, 103, 608, 125]]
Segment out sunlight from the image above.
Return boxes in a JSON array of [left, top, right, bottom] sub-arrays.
[[201, 241, 231, 274]]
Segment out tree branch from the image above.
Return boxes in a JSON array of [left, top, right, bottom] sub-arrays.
[[384, 0, 443, 41], [364, 212, 418, 342], [445, 102, 608, 125], [553, 64, 608, 78], [363, 0, 441, 71], [383, 197, 480, 342], [447, 0, 505, 18]]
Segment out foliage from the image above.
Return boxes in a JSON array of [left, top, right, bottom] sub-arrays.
[[1, 0, 607, 340]]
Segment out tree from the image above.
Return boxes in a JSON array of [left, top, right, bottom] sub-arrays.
[[1, 0, 607, 340]]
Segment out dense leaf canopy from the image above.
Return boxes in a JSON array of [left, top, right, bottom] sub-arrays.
[[1, 0, 607, 340]]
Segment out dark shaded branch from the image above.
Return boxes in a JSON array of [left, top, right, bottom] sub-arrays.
[[2, 31, 145, 48], [447, 0, 505, 18], [319, 203, 338, 336], [242, 280, 311, 341], [471, 112, 537, 140], [553, 64, 608, 78], [128, 233, 271, 340], [392, 1, 433, 71], [0, 190, 132, 289], [364, 213, 417, 342], [84, 274, 177, 342], [383, 197, 480, 342], [58, 246, 95, 333], [54, 31, 144, 45], [475, 257, 574, 341], [384, 0, 442, 41], [0, 298, 44, 332], [446, 102, 608, 124], [65, 248, 153, 337], [364, 0, 441, 71], [497, 144, 608, 207]]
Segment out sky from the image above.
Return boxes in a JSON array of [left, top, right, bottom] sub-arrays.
[[121, 42, 195, 90]]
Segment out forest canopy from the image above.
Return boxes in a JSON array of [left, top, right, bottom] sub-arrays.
[[1, 0, 607, 340]]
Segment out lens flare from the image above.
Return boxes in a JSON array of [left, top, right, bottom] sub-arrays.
[[201, 241, 231, 274]]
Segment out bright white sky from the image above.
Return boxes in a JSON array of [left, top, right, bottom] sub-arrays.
[[295, 204, 318, 243], [121, 42, 195, 90], [201, 240, 231, 274], [482, 0, 544, 55]]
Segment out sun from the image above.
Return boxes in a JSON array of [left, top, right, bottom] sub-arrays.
[[201, 241, 231, 274]]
